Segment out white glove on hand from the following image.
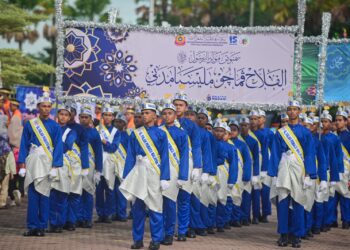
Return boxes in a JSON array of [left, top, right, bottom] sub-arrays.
[[319, 180, 328, 192], [160, 180, 170, 191], [271, 176, 277, 187], [208, 175, 215, 185], [176, 179, 186, 189], [227, 184, 234, 189], [200, 173, 209, 185], [191, 168, 201, 182], [330, 181, 337, 187], [49, 168, 58, 179], [260, 171, 267, 178], [18, 168, 26, 177], [303, 176, 313, 189], [339, 173, 344, 181], [94, 171, 101, 185], [251, 176, 259, 185], [82, 168, 89, 176]]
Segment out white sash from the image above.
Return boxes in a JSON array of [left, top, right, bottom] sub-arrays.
[[160, 125, 180, 173], [99, 125, 118, 143], [278, 126, 304, 167], [29, 118, 53, 160]]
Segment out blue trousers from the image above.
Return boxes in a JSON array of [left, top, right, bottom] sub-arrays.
[[132, 198, 163, 243], [163, 196, 176, 237], [225, 197, 234, 224], [49, 189, 68, 227], [190, 194, 205, 229], [27, 183, 49, 230], [208, 204, 216, 228], [328, 191, 350, 223], [231, 204, 241, 223], [113, 178, 127, 219], [177, 190, 190, 235], [96, 177, 115, 218], [277, 195, 304, 237], [261, 184, 271, 216], [312, 201, 324, 229], [200, 203, 210, 229], [79, 190, 94, 223], [304, 210, 313, 233], [216, 201, 227, 228], [67, 193, 81, 224], [252, 188, 261, 219], [240, 191, 251, 221]]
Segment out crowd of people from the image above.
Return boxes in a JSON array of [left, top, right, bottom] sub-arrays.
[[1, 89, 350, 250]]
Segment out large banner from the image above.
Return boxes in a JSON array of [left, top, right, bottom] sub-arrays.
[[324, 43, 350, 102], [63, 27, 295, 105]]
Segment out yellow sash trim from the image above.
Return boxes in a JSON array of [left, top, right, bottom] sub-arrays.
[[134, 127, 161, 175], [161, 126, 180, 173], [29, 118, 53, 161], [116, 144, 127, 162], [88, 144, 95, 168], [278, 126, 304, 166], [341, 144, 350, 170], [248, 130, 262, 167]]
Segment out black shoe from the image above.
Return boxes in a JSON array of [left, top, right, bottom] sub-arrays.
[[320, 226, 327, 232], [224, 223, 231, 230], [291, 236, 301, 248], [277, 234, 288, 247], [95, 217, 105, 223], [186, 229, 196, 238], [195, 228, 207, 236], [161, 235, 173, 245], [241, 219, 250, 226], [207, 227, 215, 234], [47, 225, 62, 233], [118, 218, 128, 222], [217, 227, 225, 233], [306, 230, 313, 238], [63, 223, 75, 231], [231, 221, 242, 228], [23, 229, 37, 237], [252, 217, 259, 224], [177, 234, 186, 241], [331, 222, 338, 228], [131, 241, 144, 249], [312, 228, 320, 234], [301, 235, 309, 240], [259, 215, 269, 223], [128, 213, 133, 220], [82, 221, 93, 228], [76, 221, 84, 228], [148, 241, 160, 250], [36, 229, 45, 237], [342, 222, 349, 229], [325, 225, 331, 231], [111, 215, 118, 221], [103, 217, 112, 223]]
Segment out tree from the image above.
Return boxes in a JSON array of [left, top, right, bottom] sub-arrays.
[[65, 0, 111, 21]]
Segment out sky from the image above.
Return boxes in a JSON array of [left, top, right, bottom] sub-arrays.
[[0, 0, 138, 54]]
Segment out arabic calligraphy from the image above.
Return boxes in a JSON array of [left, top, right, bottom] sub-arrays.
[[188, 50, 241, 64], [145, 65, 287, 89]]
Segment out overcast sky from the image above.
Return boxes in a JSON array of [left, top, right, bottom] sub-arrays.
[[0, 0, 138, 54]]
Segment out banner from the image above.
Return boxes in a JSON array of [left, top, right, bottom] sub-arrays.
[[62, 27, 295, 105], [324, 43, 350, 102]]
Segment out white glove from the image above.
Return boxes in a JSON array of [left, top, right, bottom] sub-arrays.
[[208, 175, 215, 185], [251, 176, 259, 185], [200, 173, 209, 184], [339, 173, 344, 181], [227, 184, 234, 189], [49, 168, 58, 179], [160, 180, 170, 191], [82, 168, 89, 176], [260, 171, 267, 178], [271, 176, 277, 187], [94, 171, 101, 185], [303, 176, 313, 189], [319, 180, 328, 192], [330, 181, 337, 187], [18, 168, 26, 177], [191, 168, 201, 182], [176, 179, 186, 189]]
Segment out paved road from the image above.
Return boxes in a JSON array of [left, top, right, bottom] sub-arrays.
[[0, 197, 349, 250]]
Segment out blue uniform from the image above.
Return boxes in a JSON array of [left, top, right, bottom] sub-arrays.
[[162, 125, 189, 237], [49, 126, 77, 229], [311, 134, 328, 232], [269, 124, 316, 238], [215, 139, 238, 229], [79, 127, 103, 224], [19, 117, 63, 231], [230, 138, 252, 224], [241, 133, 260, 223], [96, 125, 120, 219], [123, 125, 170, 244]]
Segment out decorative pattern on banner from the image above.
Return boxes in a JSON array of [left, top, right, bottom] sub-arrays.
[[62, 27, 295, 105]]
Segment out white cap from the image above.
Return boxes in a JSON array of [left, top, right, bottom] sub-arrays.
[[287, 100, 301, 108], [281, 113, 289, 120], [313, 116, 320, 123], [249, 110, 260, 117], [57, 104, 72, 114], [198, 107, 209, 118], [80, 105, 93, 117], [213, 119, 227, 130], [115, 113, 127, 123], [239, 117, 250, 124], [320, 110, 332, 121], [258, 109, 266, 117], [304, 117, 313, 125], [37, 92, 52, 104], [141, 102, 157, 112], [336, 107, 348, 118], [102, 104, 114, 114], [206, 118, 213, 127], [224, 123, 231, 133], [229, 119, 239, 127], [162, 103, 176, 112], [173, 92, 188, 104]]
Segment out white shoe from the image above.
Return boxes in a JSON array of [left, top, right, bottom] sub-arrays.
[[13, 190, 21, 206], [9, 200, 16, 207]]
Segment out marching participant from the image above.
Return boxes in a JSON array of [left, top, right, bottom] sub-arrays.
[[239, 117, 260, 226], [320, 108, 343, 231], [48, 104, 77, 233], [134, 107, 143, 129], [19, 92, 63, 237], [66, 102, 89, 230], [112, 113, 129, 222], [96, 104, 120, 223], [172, 93, 202, 240], [125, 105, 136, 129], [78, 106, 103, 228], [228, 120, 252, 227], [269, 100, 316, 248], [333, 107, 350, 229], [120, 103, 170, 250], [159, 103, 189, 246], [280, 113, 289, 128], [212, 119, 238, 232]]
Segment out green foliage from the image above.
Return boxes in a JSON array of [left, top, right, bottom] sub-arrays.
[[65, 0, 111, 21]]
